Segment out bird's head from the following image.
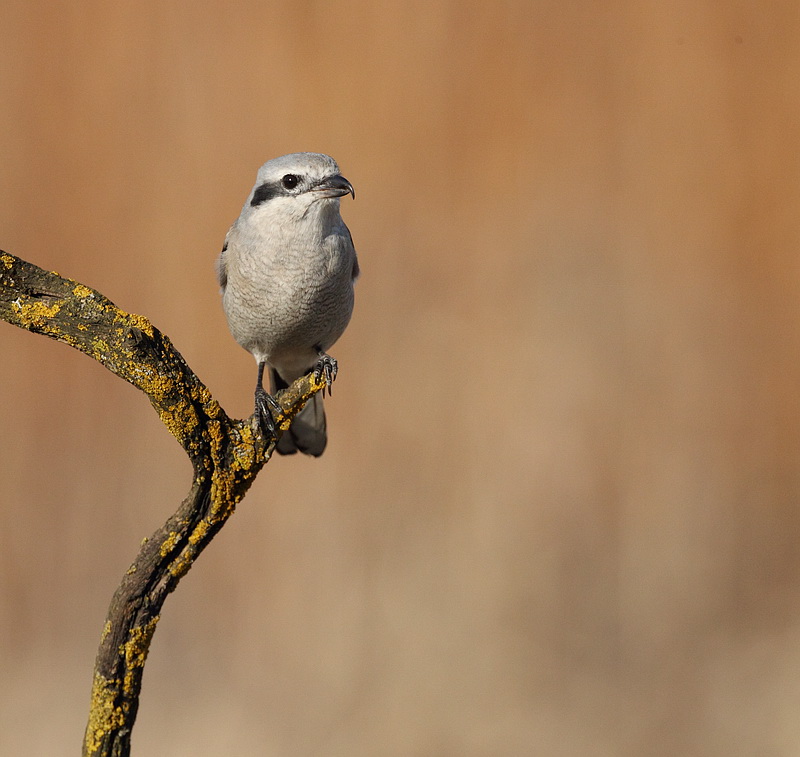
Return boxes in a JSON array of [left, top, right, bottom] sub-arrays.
[[246, 153, 354, 222]]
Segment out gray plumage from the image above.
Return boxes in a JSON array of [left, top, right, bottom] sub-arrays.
[[217, 153, 358, 456]]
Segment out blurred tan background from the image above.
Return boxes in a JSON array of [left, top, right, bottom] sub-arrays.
[[1, 2, 800, 755]]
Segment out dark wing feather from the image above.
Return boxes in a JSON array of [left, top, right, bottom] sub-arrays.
[[216, 234, 230, 290]]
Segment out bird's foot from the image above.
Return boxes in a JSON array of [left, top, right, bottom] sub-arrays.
[[313, 352, 338, 395], [254, 386, 283, 438]]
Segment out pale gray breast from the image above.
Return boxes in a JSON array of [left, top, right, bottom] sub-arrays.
[[221, 220, 356, 361]]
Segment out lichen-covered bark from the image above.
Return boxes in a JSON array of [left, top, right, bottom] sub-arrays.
[[0, 251, 326, 756]]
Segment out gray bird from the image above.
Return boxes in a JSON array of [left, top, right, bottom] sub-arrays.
[[217, 153, 358, 456]]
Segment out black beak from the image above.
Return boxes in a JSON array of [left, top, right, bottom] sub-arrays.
[[314, 174, 355, 200]]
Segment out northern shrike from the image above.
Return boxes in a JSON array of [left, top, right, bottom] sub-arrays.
[[217, 153, 358, 456]]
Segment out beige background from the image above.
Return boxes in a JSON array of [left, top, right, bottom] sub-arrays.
[[2, 2, 800, 755]]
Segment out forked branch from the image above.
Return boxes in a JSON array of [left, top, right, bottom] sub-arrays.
[[0, 251, 326, 756]]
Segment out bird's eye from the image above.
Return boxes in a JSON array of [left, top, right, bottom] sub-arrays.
[[281, 174, 299, 190]]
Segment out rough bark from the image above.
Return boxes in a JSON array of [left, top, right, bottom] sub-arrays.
[[0, 251, 326, 756]]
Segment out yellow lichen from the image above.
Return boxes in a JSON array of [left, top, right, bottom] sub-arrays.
[[72, 283, 93, 298], [121, 616, 160, 696], [210, 468, 233, 500], [83, 671, 125, 755], [124, 312, 154, 339], [231, 436, 258, 471], [188, 518, 211, 545], [131, 362, 175, 394], [14, 298, 63, 328], [100, 620, 112, 643], [160, 531, 181, 557], [168, 550, 193, 579], [202, 396, 222, 419], [205, 418, 224, 448], [0, 253, 13, 269], [92, 337, 110, 354], [156, 396, 199, 442]]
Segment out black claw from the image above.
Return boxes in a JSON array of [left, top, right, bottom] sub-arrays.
[[254, 386, 281, 438], [313, 353, 338, 396]]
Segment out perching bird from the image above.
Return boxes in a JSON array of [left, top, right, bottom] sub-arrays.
[[217, 153, 358, 456]]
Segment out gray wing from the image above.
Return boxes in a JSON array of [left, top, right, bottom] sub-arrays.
[[344, 225, 359, 280], [216, 228, 232, 291]]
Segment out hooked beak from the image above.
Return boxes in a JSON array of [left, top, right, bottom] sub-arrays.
[[312, 174, 355, 200]]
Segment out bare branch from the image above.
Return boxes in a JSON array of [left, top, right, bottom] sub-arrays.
[[0, 251, 327, 756]]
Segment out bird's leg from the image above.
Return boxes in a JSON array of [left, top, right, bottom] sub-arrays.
[[254, 361, 283, 438], [313, 346, 338, 396]]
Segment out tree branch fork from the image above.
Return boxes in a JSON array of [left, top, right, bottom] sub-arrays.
[[0, 251, 326, 756]]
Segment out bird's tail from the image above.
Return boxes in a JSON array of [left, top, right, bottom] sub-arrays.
[[270, 368, 327, 457]]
